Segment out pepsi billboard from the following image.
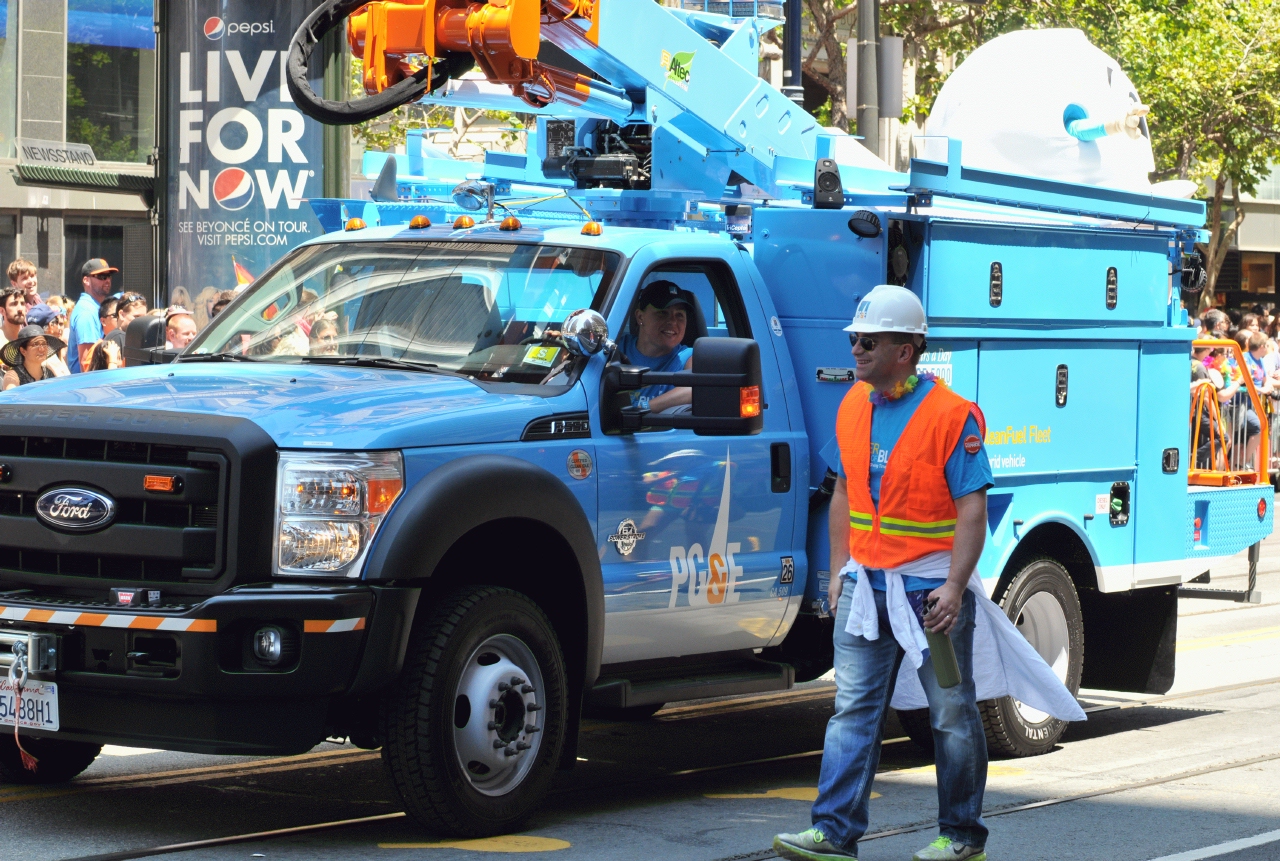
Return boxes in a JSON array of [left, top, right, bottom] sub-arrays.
[[166, 1, 324, 312]]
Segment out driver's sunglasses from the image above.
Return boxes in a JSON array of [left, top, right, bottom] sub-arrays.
[[90, 273, 112, 281], [849, 333, 879, 352]]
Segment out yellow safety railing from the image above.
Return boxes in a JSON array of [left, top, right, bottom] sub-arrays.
[[1189, 339, 1269, 486]]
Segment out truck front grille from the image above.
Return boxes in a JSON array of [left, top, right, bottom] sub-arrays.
[[0, 435, 228, 583]]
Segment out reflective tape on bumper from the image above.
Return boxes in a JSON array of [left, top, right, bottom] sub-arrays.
[[0, 604, 217, 632], [304, 617, 367, 634]]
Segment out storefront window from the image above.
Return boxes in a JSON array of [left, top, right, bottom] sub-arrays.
[[67, 0, 155, 163], [0, 215, 15, 269], [0, 0, 16, 159], [64, 220, 126, 299]]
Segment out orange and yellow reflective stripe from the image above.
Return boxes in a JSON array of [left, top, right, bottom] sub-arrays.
[[878, 514, 957, 538], [849, 510, 875, 532]]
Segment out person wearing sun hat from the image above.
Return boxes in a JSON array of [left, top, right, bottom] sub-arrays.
[[1, 325, 67, 389], [25, 303, 71, 377], [67, 258, 118, 373]]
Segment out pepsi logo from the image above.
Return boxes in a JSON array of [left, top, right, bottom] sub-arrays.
[[213, 168, 255, 211], [203, 17, 224, 40]]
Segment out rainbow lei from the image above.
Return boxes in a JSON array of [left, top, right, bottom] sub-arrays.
[[870, 372, 938, 405]]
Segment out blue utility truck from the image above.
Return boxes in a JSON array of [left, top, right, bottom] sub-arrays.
[[0, 0, 1270, 837]]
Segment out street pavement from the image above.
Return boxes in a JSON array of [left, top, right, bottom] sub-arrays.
[[6, 531, 1280, 861]]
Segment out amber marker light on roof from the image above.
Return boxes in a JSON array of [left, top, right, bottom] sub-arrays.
[[499, 215, 522, 231], [408, 215, 431, 229], [144, 474, 183, 493], [453, 215, 476, 229], [345, 218, 366, 231], [581, 221, 603, 236]]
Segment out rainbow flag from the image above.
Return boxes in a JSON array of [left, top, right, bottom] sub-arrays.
[[232, 256, 255, 287]]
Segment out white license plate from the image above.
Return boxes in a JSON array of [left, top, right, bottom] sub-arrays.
[[0, 679, 59, 732]]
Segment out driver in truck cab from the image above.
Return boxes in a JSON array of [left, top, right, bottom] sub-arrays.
[[616, 280, 694, 413]]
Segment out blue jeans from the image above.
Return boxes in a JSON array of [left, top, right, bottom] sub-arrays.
[[811, 585, 988, 853]]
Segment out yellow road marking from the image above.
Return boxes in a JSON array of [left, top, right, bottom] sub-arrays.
[[705, 787, 879, 801], [1177, 626, 1280, 653], [380, 836, 571, 852]]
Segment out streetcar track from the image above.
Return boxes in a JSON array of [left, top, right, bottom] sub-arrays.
[[9, 676, 1276, 806], [55, 745, 1280, 861], [0, 748, 380, 804], [34, 676, 1280, 861]]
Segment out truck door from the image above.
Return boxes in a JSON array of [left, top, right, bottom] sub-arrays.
[[596, 259, 798, 663]]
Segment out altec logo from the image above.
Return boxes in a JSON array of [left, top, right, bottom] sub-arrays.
[[203, 17, 224, 40], [213, 167, 255, 210]]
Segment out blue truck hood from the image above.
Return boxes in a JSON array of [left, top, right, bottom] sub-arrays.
[[0, 363, 570, 449]]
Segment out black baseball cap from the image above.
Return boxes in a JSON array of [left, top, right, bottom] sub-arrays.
[[636, 280, 694, 312], [81, 258, 119, 277]]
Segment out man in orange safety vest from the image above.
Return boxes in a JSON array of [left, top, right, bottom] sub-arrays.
[[775, 285, 994, 861]]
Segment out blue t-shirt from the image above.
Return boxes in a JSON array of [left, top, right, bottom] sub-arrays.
[[616, 332, 692, 403], [67, 293, 103, 373], [822, 379, 993, 591]]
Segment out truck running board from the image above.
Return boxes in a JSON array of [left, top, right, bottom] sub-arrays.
[[587, 652, 795, 709], [1177, 542, 1262, 604]]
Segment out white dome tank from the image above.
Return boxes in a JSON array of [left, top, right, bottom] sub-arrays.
[[925, 29, 1157, 192]]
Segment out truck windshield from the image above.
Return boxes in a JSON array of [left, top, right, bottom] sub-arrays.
[[187, 240, 620, 384]]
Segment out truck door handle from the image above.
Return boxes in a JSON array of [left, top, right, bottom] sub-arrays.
[[771, 443, 791, 493]]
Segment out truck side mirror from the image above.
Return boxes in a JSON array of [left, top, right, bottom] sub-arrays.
[[601, 337, 764, 436], [562, 309, 611, 357], [122, 315, 178, 367], [690, 338, 763, 433]]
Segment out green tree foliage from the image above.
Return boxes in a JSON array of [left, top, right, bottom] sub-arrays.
[[350, 59, 527, 156]]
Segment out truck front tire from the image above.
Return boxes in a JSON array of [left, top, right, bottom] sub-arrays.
[[980, 557, 1084, 757], [0, 737, 101, 784], [382, 586, 568, 836]]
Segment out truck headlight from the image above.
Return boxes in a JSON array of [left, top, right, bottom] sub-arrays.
[[274, 451, 404, 578]]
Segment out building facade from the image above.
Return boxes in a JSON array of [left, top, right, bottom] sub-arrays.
[[0, 0, 155, 303]]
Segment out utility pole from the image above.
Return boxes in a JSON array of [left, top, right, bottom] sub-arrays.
[[855, 0, 879, 153]]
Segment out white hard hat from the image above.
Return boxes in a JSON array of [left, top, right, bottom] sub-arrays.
[[843, 284, 928, 336]]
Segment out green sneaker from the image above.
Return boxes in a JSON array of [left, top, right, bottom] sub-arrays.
[[912, 835, 987, 861], [773, 828, 857, 861]]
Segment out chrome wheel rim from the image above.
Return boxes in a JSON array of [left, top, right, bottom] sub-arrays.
[[451, 633, 545, 796], [1013, 590, 1070, 725]]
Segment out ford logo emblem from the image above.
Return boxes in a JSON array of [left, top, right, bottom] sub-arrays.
[[35, 487, 116, 532]]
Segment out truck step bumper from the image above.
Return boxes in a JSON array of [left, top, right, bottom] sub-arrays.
[[588, 651, 794, 709]]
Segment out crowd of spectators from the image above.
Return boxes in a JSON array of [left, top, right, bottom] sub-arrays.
[[0, 257, 240, 388], [1191, 305, 1280, 473]]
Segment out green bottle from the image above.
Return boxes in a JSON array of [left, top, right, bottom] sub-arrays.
[[922, 598, 961, 689], [925, 627, 962, 689]]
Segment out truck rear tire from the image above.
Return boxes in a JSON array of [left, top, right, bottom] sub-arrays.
[[980, 557, 1083, 757], [382, 586, 568, 836], [895, 708, 934, 756], [0, 737, 101, 784]]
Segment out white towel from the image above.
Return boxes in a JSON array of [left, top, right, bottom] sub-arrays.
[[843, 555, 1086, 722]]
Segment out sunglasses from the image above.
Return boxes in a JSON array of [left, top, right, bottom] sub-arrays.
[[849, 333, 879, 352]]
